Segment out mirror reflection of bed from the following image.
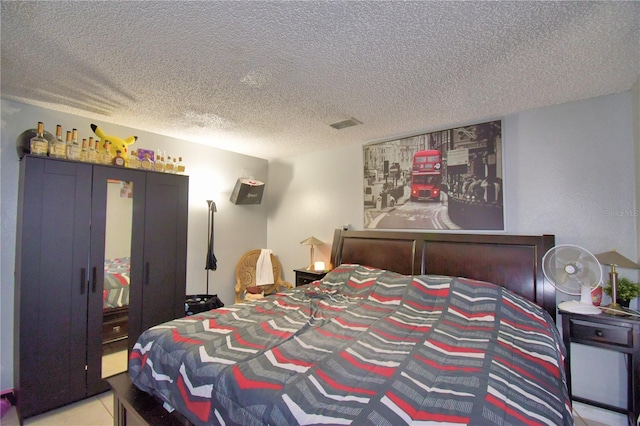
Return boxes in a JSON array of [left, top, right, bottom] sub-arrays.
[[101, 179, 133, 378]]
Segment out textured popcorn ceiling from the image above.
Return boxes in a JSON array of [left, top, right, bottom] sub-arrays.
[[1, 1, 639, 160]]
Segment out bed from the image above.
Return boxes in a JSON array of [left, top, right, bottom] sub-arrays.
[[122, 229, 570, 425], [103, 257, 130, 353]]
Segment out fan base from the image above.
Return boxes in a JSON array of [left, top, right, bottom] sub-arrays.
[[558, 301, 601, 315]]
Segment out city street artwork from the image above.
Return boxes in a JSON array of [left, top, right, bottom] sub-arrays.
[[363, 120, 504, 230]]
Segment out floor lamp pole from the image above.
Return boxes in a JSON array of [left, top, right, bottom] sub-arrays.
[[205, 200, 217, 294]]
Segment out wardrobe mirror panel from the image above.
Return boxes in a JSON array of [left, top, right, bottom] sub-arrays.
[[101, 179, 133, 378]]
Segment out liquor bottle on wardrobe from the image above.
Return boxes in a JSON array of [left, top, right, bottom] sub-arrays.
[[112, 150, 125, 167], [165, 156, 175, 174], [80, 139, 88, 162], [64, 131, 73, 160], [47, 125, 55, 157], [87, 137, 98, 163], [157, 156, 166, 173], [29, 122, 49, 156], [176, 157, 186, 174], [140, 152, 154, 170], [101, 140, 112, 164], [128, 150, 140, 169], [66, 129, 81, 160], [51, 125, 67, 159]]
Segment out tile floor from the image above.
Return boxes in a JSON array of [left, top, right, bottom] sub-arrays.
[[101, 351, 128, 379], [1, 350, 127, 426], [1, 398, 618, 426], [2, 392, 113, 425]]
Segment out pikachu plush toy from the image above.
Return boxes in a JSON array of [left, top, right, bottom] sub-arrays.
[[90, 123, 137, 162]]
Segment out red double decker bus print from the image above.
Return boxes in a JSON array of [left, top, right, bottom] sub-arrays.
[[411, 150, 442, 202]]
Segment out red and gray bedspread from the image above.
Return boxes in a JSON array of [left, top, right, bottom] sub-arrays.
[[103, 257, 130, 309], [129, 264, 572, 425]]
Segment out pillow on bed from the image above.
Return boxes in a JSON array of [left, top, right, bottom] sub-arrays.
[[316, 264, 408, 300], [318, 265, 545, 321]]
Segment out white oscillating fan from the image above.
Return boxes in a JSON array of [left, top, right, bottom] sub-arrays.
[[542, 244, 603, 315]]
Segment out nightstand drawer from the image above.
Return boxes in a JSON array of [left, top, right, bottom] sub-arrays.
[[570, 319, 632, 347], [294, 268, 328, 287], [297, 276, 318, 286]]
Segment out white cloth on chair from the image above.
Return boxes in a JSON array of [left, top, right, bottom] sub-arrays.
[[256, 249, 274, 286]]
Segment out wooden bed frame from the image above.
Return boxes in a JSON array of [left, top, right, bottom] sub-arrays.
[[108, 229, 556, 425]]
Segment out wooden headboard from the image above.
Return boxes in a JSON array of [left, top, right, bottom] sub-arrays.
[[330, 229, 557, 321]]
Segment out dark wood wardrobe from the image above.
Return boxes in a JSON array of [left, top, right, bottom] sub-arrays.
[[14, 155, 189, 421]]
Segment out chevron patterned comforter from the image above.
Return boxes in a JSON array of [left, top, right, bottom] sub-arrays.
[[129, 264, 572, 425], [103, 257, 130, 309]]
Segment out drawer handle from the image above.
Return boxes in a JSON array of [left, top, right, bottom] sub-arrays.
[[112, 325, 121, 333], [595, 329, 603, 337]]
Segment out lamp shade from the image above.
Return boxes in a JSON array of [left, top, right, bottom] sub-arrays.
[[301, 236, 323, 270], [300, 236, 323, 246], [594, 250, 640, 269]]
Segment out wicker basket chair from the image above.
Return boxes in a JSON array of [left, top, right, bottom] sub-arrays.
[[234, 249, 293, 304]]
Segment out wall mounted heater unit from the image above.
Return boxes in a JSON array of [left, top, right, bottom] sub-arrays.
[[230, 178, 265, 205]]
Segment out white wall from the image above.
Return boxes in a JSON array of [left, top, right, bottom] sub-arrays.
[[0, 99, 268, 391], [266, 146, 363, 272], [267, 91, 638, 425]]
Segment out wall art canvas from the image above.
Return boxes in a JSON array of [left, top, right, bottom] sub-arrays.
[[363, 120, 503, 230]]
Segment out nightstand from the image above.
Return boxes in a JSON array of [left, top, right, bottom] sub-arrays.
[[294, 268, 328, 287], [560, 310, 640, 425]]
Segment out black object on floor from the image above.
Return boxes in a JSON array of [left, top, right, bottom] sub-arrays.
[[185, 294, 224, 316]]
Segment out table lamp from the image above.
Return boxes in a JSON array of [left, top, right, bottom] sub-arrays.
[[300, 236, 323, 270], [594, 249, 640, 315]]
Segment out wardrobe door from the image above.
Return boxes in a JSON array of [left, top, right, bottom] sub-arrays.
[[86, 166, 146, 396], [139, 172, 188, 335], [15, 156, 92, 419]]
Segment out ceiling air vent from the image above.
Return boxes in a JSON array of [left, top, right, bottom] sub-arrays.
[[330, 118, 362, 130]]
